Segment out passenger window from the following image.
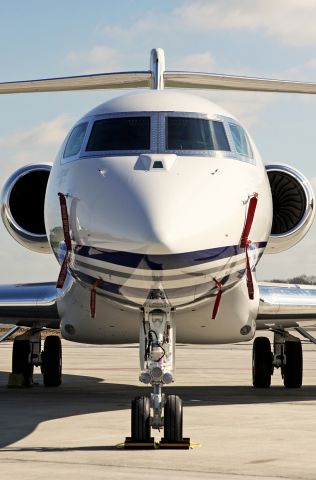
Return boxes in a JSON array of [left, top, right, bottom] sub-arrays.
[[63, 123, 88, 158], [229, 124, 253, 158], [86, 117, 151, 151]]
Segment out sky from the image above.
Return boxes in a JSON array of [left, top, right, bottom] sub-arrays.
[[1, 0, 316, 282]]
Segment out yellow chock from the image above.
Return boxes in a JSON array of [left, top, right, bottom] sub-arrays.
[[159, 438, 192, 449], [117, 437, 201, 450], [7, 373, 28, 388], [121, 437, 157, 449]]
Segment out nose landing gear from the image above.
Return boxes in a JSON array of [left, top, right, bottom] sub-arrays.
[[126, 296, 189, 448]]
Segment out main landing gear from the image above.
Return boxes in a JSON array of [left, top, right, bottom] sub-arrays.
[[127, 295, 189, 447], [252, 329, 303, 389], [9, 329, 62, 387]]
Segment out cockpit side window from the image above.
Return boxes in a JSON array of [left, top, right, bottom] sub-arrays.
[[86, 117, 151, 151], [229, 123, 253, 158], [63, 122, 88, 158], [212, 121, 231, 151], [166, 117, 230, 152]]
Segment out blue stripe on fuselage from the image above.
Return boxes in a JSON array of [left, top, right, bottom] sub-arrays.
[[74, 242, 267, 271]]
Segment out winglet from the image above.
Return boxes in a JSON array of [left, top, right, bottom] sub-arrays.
[[150, 48, 165, 90]]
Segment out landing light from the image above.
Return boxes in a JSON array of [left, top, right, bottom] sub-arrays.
[[139, 371, 151, 384], [240, 325, 251, 336], [162, 372, 173, 384]]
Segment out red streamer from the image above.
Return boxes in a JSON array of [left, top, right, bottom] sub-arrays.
[[56, 192, 71, 289], [240, 193, 258, 300], [240, 193, 258, 248], [90, 279, 102, 318], [245, 241, 254, 300], [212, 278, 222, 320]]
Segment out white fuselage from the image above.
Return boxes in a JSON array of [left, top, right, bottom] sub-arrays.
[[44, 90, 272, 344]]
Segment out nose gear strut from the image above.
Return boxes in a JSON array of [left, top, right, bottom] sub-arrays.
[[127, 292, 190, 447]]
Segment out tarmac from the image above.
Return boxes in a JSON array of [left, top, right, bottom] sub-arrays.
[[1, 335, 316, 479]]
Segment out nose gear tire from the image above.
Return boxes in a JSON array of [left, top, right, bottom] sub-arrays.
[[131, 396, 151, 442], [163, 394, 183, 442]]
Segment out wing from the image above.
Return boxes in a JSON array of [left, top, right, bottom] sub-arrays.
[[0, 71, 151, 94], [257, 282, 316, 330], [164, 72, 316, 94], [2, 47, 316, 95], [2, 70, 316, 95], [0, 282, 59, 329]]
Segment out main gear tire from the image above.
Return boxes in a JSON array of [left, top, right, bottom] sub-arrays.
[[42, 336, 62, 387], [252, 336, 273, 388], [282, 340, 303, 388], [12, 339, 33, 386]]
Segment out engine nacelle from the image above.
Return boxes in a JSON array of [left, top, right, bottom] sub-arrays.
[[265, 164, 315, 254], [1, 164, 52, 253]]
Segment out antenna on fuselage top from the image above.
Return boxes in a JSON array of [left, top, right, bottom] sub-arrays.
[[150, 48, 165, 90]]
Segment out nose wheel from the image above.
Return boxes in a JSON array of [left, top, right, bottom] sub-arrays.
[[163, 394, 183, 442], [129, 393, 184, 445], [131, 396, 151, 442], [127, 295, 189, 447]]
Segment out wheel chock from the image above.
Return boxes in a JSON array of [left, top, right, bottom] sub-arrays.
[[118, 437, 200, 450], [159, 438, 192, 449], [122, 437, 156, 449], [7, 373, 28, 388]]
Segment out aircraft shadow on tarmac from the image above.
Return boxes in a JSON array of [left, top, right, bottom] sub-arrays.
[[1, 369, 316, 449]]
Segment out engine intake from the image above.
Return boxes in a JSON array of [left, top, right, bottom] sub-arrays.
[[1, 164, 52, 253], [265, 164, 315, 253]]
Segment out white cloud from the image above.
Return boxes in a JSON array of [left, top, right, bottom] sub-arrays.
[[0, 114, 70, 149], [100, 11, 171, 40], [0, 114, 72, 181], [98, 2, 316, 48], [66, 45, 123, 73], [171, 52, 215, 72], [177, 0, 316, 47], [211, 91, 278, 130]]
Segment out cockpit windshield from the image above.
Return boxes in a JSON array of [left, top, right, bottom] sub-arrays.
[[166, 117, 230, 152], [77, 112, 254, 163], [86, 117, 151, 151]]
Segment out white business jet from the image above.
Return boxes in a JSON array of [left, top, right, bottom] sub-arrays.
[[1, 48, 316, 444]]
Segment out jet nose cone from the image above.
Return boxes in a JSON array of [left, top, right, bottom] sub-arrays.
[[143, 223, 179, 254], [83, 167, 190, 254], [75, 158, 246, 255]]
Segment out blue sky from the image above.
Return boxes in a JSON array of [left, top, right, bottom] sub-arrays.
[[1, 0, 316, 282]]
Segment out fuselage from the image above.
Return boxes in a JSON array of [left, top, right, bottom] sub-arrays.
[[44, 90, 273, 343]]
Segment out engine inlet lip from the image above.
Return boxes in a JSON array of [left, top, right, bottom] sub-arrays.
[[266, 163, 314, 239], [1, 163, 51, 240]]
